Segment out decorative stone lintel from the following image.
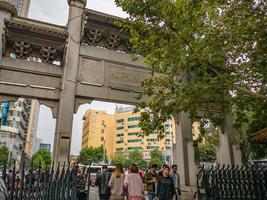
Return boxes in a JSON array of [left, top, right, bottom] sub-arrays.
[[0, 0, 17, 16]]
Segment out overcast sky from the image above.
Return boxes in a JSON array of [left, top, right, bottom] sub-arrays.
[[29, 0, 128, 155]]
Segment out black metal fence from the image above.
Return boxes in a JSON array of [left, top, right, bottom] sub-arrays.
[[197, 164, 267, 200], [1, 162, 89, 200]]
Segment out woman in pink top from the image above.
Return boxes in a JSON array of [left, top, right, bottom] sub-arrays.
[[124, 164, 144, 200]]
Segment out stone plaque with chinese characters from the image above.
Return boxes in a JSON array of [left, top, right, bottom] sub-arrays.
[[107, 64, 150, 92]]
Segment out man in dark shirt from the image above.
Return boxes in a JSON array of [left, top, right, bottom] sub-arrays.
[[95, 165, 111, 200], [144, 164, 158, 200], [156, 166, 175, 200]]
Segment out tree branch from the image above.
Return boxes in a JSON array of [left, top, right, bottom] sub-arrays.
[[233, 85, 267, 101]]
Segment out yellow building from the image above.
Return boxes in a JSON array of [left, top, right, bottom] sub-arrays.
[[114, 106, 175, 162], [82, 110, 115, 158], [82, 106, 176, 163]]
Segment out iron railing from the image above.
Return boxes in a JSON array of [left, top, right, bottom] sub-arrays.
[[1, 162, 84, 200], [197, 164, 267, 200]]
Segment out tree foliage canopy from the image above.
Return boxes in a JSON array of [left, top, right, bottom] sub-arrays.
[[0, 146, 9, 166], [78, 147, 107, 165], [197, 124, 220, 163], [111, 152, 127, 165], [115, 0, 267, 137], [149, 149, 164, 167], [32, 149, 52, 169]]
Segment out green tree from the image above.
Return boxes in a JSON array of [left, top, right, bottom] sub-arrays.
[[111, 152, 126, 165], [197, 123, 220, 163], [149, 149, 164, 167], [124, 159, 133, 168], [128, 150, 146, 167], [115, 0, 267, 138], [78, 146, 108, 165], [247, 101, 267, 159], [0, 146, 9, 166], [129, 150, 143, 162], [32, 149, 52, 169]]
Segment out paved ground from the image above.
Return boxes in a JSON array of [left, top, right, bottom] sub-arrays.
[[88, 186, 99, 200], [88, 186, 151, 200]]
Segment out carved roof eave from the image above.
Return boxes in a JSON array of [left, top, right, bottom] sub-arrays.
[[85, 9, 124, 24], [85, 9, 127, 35], [7, 16, 68, 41]]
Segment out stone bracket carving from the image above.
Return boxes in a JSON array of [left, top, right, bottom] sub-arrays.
[[86, 29, 101, 45], [40, 46, 57, 63], [5, 17, 68, 65], [13, 41, 31, 59], [82, 9, 131, 53]]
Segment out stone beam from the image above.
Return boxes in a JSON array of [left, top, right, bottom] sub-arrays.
[[1, 57, 63, 77], [0, 83, 59, 101]]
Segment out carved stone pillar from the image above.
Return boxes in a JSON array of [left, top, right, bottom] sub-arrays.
[[173, 112, 198, 187], [0, 1, 16, 60], [53, 0, 87, 164], [217, 113, 243, 166]]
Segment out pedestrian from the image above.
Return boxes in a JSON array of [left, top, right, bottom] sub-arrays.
[[124, 164, 144, 200], [169, 165, 181, 200], [158, 164, 168, 177], [76, 170, 87, 200], [6, 170, 13, 190], [108, 164, 124, 200], [144, 164, 158, 200], [95, 165, 112, 200], [14, 171, 21, 189], [155, 166, 175, 200]]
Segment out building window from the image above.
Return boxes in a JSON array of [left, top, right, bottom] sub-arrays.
[[152, 131, 158, 134], [117, 134, 124, 137], [165, 139, 171, 142], [117, 126, 124, 130], [128, 139, 142, 143], [101, 137, 104, 141], [147, 146, 159, 150], [116, 119, 124, 123], [128, 117, 140, 122], [101, 129, 104, 134], [128, 124, 139, 129], [128, 132, 140, 136], [102, 120, 105, 126], [164, 124, 170, 128], [127, 146, 142, 150], [116, 148, 123, 151], [146, 138, 159, 142], [165, 131, 170, 134], [116, 141, 123, 144]]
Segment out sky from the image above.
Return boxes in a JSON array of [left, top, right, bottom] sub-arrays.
[[28, 0, 128, 155]]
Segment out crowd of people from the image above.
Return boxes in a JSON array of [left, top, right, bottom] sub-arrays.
[[93, 164, 181, 200]]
